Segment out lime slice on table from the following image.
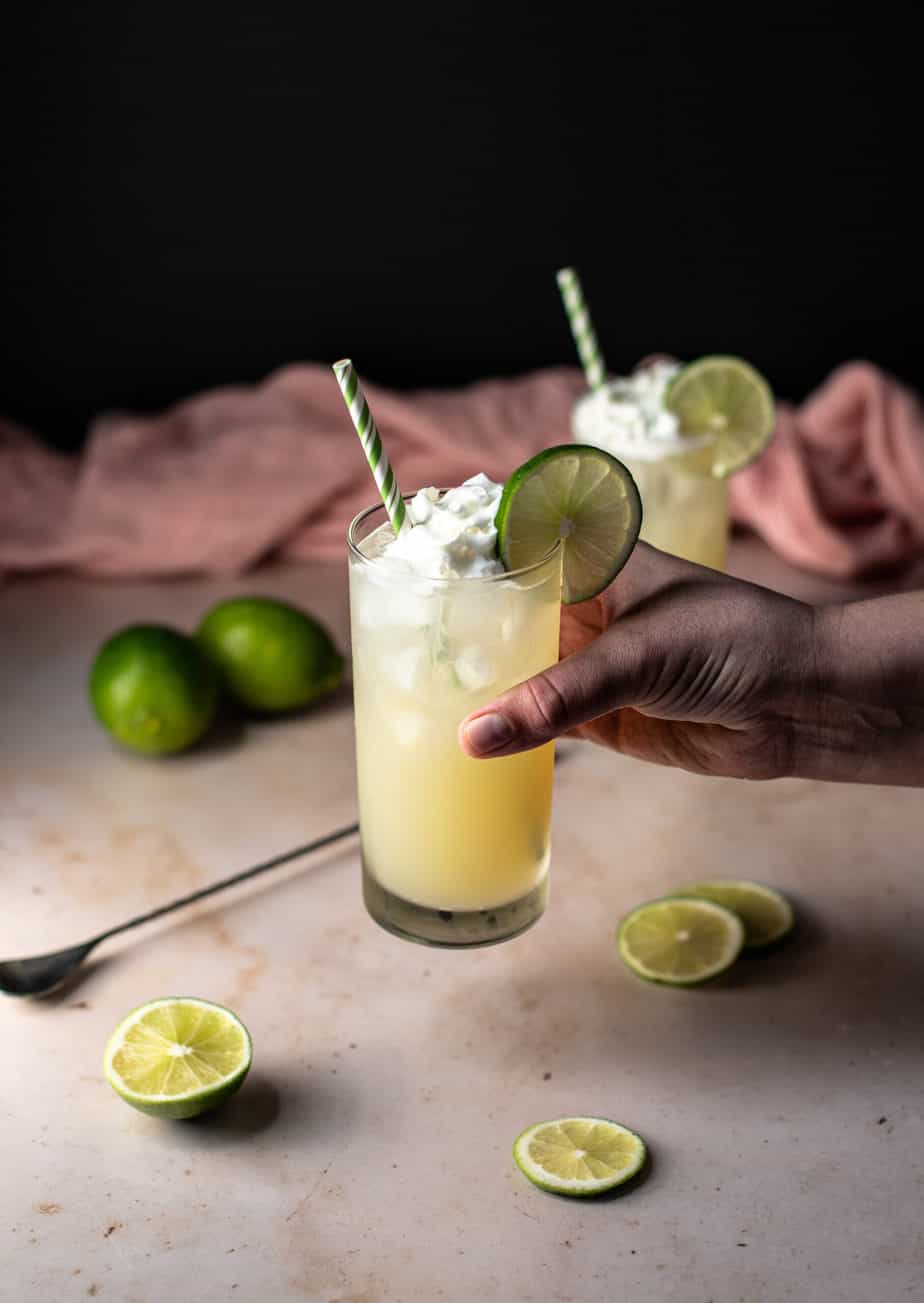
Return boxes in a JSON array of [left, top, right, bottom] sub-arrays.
[[196, 596, 343, 713], [664, 355, 775, 478], [513, 1117, 647, 1197], [495, 445, 642, 603], [617, 895, 745, 985], [104, 997, 252, 1119], [672, 879, 794, 949]]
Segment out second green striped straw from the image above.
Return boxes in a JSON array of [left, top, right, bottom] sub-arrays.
[[333, 358, 407, 537], [556, 266, 607, 391]]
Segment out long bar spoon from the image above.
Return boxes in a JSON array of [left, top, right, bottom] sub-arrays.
[[0, 822, 360, 997]]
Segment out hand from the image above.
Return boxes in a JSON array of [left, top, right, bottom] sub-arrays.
[[459, 542, 817, 781], [460, 542, 924, 786]]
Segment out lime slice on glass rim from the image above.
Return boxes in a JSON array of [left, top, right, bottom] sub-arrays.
[[672, 878, 794, 949], [617, 895, 745, 985], [513, 1117, 647, 1197], [103, 997, 252, 1119], [495, 445, 643, 603], [664, 355, 775, 478]]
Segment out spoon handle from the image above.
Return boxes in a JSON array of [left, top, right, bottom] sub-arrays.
[[92, 822, 360, 945]]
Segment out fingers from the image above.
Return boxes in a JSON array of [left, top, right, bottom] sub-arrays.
[[458, 544, 730, 760], [459, 623, 650, 758]]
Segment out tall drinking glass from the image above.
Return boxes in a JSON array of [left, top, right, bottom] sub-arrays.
[[572, 389, 729, 571], [348, 498, 562, 947], [612, 440, 729, 571]]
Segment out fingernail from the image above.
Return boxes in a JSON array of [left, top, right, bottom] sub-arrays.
[[463, 712, 514, 755]]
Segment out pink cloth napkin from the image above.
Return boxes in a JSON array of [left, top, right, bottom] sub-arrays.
[[731, 361, 924, 576], [2, 360, 923, 582]]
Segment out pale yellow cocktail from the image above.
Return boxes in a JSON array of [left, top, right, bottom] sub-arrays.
[[572, 361, 729, 570], [348, 496, 561, 947], [615, 441, 728, 571]]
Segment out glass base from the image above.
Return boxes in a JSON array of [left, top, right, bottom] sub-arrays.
[[362, 865, 549, 948]]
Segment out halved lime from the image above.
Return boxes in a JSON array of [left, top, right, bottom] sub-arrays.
[[617, 895, 744, 985], [665, 355, 775, 478], [196, 596, 343, 713], [104, 997, 252, 1119], [513, 1117, 647, 1197], [673, 879, 794, 949], [495, 445, 642, 603]]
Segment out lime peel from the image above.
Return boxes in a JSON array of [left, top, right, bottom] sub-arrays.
[[196, 596, 343, 713], [89, 624, 219, 755]]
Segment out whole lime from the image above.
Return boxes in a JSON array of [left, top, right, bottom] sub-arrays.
[[195, 597, 343, 713], [89, 625, 219, 755]]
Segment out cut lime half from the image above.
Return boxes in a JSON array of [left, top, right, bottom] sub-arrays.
[[673, 879, 794, 949], [495, 445, 642, 603], [104, 997, 252, 1120], [665, 355, 775, 478], [513, 1117, 647, 1197], [617, 895, 744, 985]]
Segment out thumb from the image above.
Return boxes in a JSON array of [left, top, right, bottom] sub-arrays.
[[458, 625, 650, 758]]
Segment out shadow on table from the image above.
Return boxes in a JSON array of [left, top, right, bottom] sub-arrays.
[[151, 1068, 356, 1147], [21, 954, 115, 1006], [130, 676, 354, 764], [181, 1071, 284, 1138], [229, 678, 354, 727], [181, 704, 247, 757], [444, 887, 924, 1095]]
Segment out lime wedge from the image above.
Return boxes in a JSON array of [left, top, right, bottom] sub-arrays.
[[513, 1117, 647, 1197], [495, 445, 642, 603], [103, 997, 252, 1119], [665, 355, 775, 478], [617, 896, 744, 985], [673, 879, 794, 949]]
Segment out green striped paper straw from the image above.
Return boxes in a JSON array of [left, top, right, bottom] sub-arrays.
[[556, 266, 607, 391], [333, 358, 406, 536]]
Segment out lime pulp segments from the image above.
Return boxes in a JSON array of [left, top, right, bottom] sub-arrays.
[[617, 895, 745, 985], [514, 1117, 647, 1196], [495, 445, 642, 603], [104, 997, 252, 1120], [664, 355, 775, 478], [673, 879, 794, 948]]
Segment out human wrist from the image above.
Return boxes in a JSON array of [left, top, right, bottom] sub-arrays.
[[793, 598, 924, 786]]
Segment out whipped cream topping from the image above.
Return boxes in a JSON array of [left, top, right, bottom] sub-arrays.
[[572, 360, 697, 461], [374, 473, 505, 579]]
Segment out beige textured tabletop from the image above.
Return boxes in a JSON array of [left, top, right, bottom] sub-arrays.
[[3, 538, 923, 1303]]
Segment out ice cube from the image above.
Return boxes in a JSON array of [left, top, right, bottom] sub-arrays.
[[386, 644, 428, 694], [356, 577, 432, 632], [453, 645, 496, 693], [500, 606, 525, 643], [445, 584, 506, 644], [390, 710, 427, 747]]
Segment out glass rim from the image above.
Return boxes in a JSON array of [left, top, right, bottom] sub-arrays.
[[347, 492, 562, 585]]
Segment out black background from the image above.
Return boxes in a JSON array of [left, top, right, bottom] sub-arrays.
[[2, 2, 920, 450]]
